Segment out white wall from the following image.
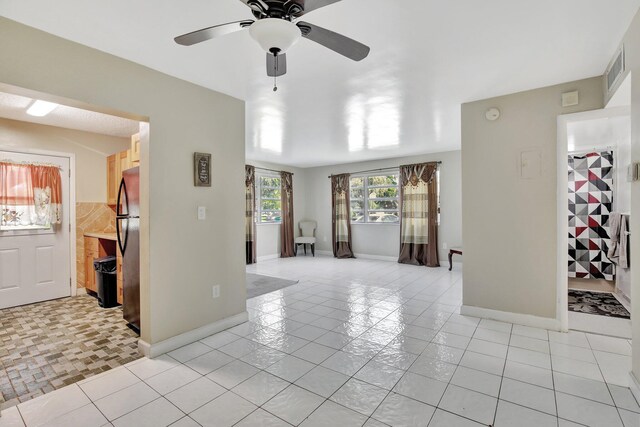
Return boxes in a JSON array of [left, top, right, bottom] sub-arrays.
[[249, 160, 307, 259], [0, 17, 246, 346], [0, 117, 129, 203], [461, 77, 604, 321], [303, 151, 462, 260], [610, 8, 640, 381]]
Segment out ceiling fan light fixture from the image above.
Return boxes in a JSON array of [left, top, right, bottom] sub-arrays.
[[249, 18, 301, 53]]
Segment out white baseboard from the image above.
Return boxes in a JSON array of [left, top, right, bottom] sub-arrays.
[[354, 253, 398, 262], [460, 305, 561, 331], [257, 254, 279, 262], [314, 250, 459, 267], [138, 311, 248, 358], [631, 372, 640, 402]]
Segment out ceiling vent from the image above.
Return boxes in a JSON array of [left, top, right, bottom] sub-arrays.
[[605, 46, 625, 95]]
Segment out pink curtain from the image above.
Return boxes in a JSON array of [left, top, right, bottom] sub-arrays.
[[0, 162, 62, 228]]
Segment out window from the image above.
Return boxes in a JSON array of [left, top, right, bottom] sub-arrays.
[[257, 175, 281, 223], [350, 173, 399, 223]]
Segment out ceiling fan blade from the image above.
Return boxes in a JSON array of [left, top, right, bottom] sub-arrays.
[[296, 21, 370, 61], [295, 0, 343, 15], [267, 52, 287, 77], [174, 20, 254, 46]]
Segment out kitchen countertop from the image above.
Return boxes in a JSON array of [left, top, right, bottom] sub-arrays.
[[84, 232, 117, 241]]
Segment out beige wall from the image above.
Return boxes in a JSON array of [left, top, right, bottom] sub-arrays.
[[611, 9, 640, 383], [303, 151, 462, 260], [0, 17, 246, 345], [248, 160, 307, 259], [0, 117, 129, 202], [461, 77, 604, 320]]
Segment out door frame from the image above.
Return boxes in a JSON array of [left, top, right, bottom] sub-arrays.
[[0, 145, 77, 298], [556, 106, 630, 331]]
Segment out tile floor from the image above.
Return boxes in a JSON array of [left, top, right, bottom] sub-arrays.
[[1, 256, 638, 426], [0, 294, 140, 410]]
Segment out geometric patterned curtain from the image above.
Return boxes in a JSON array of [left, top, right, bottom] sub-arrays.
[[245, 165, 257, 265], [397, 162, 439, 267], [568, 151, 614, 280]]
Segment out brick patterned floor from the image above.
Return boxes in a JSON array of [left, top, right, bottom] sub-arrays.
[[0, 294, 140, 409]]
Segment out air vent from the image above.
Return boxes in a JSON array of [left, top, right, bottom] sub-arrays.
[[606, 46, 625, 94]]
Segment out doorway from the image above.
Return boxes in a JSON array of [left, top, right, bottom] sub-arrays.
[[557, 107, 632, 338], [0, 149, 73, 309], [0, 87, 147, 409]]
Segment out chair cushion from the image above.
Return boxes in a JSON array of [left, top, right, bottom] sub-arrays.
[[295, 237, 316, 244], [299, 221, 317, 237]]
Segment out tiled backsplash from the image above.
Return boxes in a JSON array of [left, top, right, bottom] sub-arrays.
[[76, 203, 116, 287]]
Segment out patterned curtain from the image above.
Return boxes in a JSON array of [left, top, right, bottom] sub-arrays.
[[1, 162, 62, 228], [398, 162, 439, 267], [245, 165, 257, 264], [568, 152, 614, 280], [280, 171, 295, 258], [331, 173, 355, 258]]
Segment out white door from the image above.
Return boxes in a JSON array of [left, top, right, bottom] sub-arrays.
[[0, 150, 71, 309]]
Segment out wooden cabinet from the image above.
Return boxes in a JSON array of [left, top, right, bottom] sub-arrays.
[[106, 154, 118, 206], [130, 133, 140, 164], [84, 237, 99, 292], [116, 250, 123, 304], [118, 150, 131, 174], [107, 143, 137, 206]]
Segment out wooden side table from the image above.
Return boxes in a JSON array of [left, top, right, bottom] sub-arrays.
[[448, 248, 462, 271]]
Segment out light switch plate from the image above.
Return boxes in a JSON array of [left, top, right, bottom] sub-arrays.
[[198, 206, 206, 220]]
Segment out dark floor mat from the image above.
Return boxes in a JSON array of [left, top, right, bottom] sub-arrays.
[[568, 290, 630, 319]]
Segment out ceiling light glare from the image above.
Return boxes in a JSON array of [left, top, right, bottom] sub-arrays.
[[26, 100, 59, 117]]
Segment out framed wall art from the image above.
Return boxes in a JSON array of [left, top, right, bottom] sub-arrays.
[[194, 152, 212, 187]]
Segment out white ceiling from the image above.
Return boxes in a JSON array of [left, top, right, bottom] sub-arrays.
[[1, 0, 638, 167], [0, 91, 140, 138]]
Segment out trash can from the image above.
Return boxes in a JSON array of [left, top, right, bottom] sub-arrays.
[[94, 256, 117, 308]]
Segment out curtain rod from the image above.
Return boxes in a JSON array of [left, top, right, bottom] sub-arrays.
[[1, 159, 63, 170], [250, 165, 294, 176], [327, 162, 442, 179]]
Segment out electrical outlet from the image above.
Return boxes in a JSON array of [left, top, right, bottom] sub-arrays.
[[198, 206, 206, 220], [442, 242, 448, 250], [212, 285, 220, 299]]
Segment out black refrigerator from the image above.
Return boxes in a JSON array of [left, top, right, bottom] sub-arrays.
[[116, 167, 140, 332]]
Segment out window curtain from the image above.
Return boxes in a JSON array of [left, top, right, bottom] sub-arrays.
[[331, 173, 355, 258], [1, 162, 62, 228], [398, 162, 439, 267], [245, 165, 257, 264], [280, 171, 295, 258]]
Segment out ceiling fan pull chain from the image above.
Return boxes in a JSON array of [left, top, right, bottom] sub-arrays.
[[273, 53, 278, 92]]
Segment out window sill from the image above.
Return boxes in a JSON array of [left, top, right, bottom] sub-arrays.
[[257, 222, 281, 226], [1, 225, 51, 231]]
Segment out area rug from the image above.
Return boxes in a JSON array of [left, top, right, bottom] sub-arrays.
[[568, 290, 630, 319], [246, 273, 298, 299]]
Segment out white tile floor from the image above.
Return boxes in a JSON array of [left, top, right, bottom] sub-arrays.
[[1, 256, 638, 426]]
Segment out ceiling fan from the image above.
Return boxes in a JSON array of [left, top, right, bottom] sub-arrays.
[[174, 0, 370, 90]]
